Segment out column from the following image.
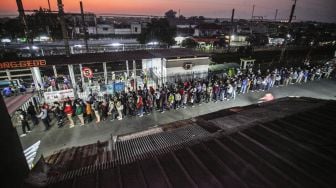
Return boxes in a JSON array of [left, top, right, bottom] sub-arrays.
[[79, 64, 84, 87], [133, 60, 137, 90], [161, 58, 164, 86], [126, 60, 129, 79], [103, 62, 107, 84], [52, 65, 58, 77], [68, 65, 76, 88], [31, 67, 43, 89], [5, 69, 11, 80]]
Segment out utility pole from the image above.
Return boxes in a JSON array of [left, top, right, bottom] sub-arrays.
[[80, 1, 89, 53], [16, 0, 28, 37], [57, 0, 71, 57], [279, 0, 297, 64], [16, 0, 34, 56], [228, 8, 235, 52], [288, 0, 297, 24], [47, 0, 51, 12], [251, 4, 255, 20], [274, 9, 278, 21], [250, 4, 255, 34]]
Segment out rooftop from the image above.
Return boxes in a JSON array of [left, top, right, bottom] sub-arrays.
[[0, 48, 209, 68]]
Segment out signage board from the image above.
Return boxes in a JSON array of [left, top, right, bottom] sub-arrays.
[[82, 67, 93, 78], [114, 82, 125, 93], [106, 84, 114, 94], [0, 60, 46, 70], [43, 89, 75, 103]]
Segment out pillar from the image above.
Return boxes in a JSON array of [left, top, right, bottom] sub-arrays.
[[0, 94, 29, 188], [126, 60, 129, 79], [52, 65, 58, 77], [31, 67, 43, 89], [79, 64, 84, 87], [103, 62, 107, 84], [68, 65, 76, 88], [6, 69, 11, 80], [133, 60, 137, 90]]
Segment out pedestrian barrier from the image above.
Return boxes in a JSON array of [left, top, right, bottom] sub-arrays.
[[24, 140, 41, 169]]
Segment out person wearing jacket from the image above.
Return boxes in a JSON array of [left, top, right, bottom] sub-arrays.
[[136, 94, 143, 117], [17, 109, 31, 136], [27, 102, 38, 126], [63, 102, 74, 128], [108, 100, 116, 121], [36, 106, 50, 131], [116, 100, 123, 120], [85, 101, 92, 123]]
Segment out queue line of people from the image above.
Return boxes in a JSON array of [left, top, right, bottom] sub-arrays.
[[14, 62, 335, 135]]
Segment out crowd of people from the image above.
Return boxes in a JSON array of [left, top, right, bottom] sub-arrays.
[[14, 62, 335, 136]]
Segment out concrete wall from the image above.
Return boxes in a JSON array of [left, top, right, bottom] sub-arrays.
[[114, 28, 132, 35], [166, 65, 209, 76], [165, 57, 210, 68]]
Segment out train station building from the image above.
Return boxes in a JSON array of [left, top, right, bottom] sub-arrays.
[[0, 48, 210, 93]]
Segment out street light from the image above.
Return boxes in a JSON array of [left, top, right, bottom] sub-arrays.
[[147, 41, 159, 45], [108, 43, 125, 51]]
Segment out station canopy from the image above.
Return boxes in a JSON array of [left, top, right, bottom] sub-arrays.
[[0, 48, 210, 70]]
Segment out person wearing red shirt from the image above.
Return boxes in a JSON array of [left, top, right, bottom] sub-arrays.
[[64, 102, 74, 128]]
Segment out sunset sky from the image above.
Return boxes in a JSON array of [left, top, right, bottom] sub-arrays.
[[0, 0, 335, 22]]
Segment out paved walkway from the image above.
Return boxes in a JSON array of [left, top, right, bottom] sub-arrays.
[[18, 79, 336, 159]]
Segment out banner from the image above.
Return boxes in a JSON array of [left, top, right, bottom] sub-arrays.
[[106, 84, 114, 94], [43, 89, 75, 103], [114, 82, 125, 92]]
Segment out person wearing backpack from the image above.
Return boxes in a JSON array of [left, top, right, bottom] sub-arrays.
[[75, 102, 85, 126]]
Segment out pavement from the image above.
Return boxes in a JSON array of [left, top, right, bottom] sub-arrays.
[[17, 79, 336, 160]]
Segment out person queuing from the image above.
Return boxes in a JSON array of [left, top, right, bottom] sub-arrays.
[[19, 61, 334, 132], [36, 105, 50, 131], [16, 109, 31, 137]]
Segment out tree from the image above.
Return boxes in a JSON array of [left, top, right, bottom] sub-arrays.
[[137, 18, 176, 46], [165, 10, 177, 19], [179, 15, 186, 20], [181, 38, 198, 48]]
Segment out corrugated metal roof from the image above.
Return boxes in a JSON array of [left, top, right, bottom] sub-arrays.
[[25, 98, 336, 188]]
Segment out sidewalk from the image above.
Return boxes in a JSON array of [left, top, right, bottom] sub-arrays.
[[18, 79, 336, 159]]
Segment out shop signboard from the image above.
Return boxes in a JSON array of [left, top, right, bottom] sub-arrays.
[[43, 89, 75, 103], [0, 59, 46, 70]]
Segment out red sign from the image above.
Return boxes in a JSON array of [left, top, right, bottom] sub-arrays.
[[0, 60, 46, 70], [82, 67, 93, 78]]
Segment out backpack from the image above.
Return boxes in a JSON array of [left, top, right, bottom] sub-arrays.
[[76, 106, 83, 115]]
